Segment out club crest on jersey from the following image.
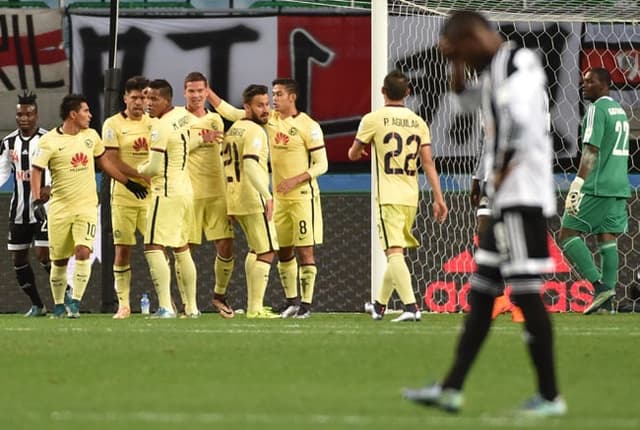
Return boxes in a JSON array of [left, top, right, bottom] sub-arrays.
[[289, 127, 297, 136], [133, 137, 149, 152], [275, 132, 289, 145], [70, 152, 89, 168], [84, 138, 94, 148]]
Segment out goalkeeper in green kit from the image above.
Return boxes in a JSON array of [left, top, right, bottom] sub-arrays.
[[559, 68, 631, 315]]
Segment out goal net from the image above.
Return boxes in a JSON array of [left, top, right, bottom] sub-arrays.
[[388, 0, 640, 313]]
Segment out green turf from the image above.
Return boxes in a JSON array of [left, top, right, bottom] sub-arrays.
[[0, 312, 638, 430]]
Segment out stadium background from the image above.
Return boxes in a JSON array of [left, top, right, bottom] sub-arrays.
[[0, 2, 639, 313]]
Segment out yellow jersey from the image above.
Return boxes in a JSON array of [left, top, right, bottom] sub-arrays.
[[149, 107, 192, 197], [102, 111, 153, 207], [355, 106, 431, 207], [223, 119, 270, 215], [187, 109, 225, 199], [32, 127, 105, 216], [216, 102, 325, 200], [269, 111, 324, 200]]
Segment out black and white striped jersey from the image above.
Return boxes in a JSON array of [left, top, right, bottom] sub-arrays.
[[455, 42, 555, 217], [0, 127, 50, 224]]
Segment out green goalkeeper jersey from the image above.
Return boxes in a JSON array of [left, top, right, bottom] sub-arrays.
[[581, 96, 631, 198]]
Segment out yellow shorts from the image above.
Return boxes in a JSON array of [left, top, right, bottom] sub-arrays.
[[48, 211, 97, 260], [189, 196, 234, 244], [145, 195, 194, 248], [274, 197, 323, 247], [376, 204, 419, 250], [235, 212, 279, 255], [112, 204, 148, 245]]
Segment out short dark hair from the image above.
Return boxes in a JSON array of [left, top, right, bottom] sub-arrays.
[[442, 10, 491, 40], [124, 76, 149, 93], [184, 71, 208, 88], [148, 79, 173, 100], [589, 68, 612, 87], [383, 70, 409, 101], [242, 84, 269, 104], [17, 90, 37, 111], [272, 78, 298, 96], [60, 94, 88, 121]]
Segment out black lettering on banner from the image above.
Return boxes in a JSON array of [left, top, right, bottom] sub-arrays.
[[167, 26, 259, 101], [26, 14, 63, 88], [290, 28, 334, 114], [11, 14, 26, 89], [78, 26, 150, 128]]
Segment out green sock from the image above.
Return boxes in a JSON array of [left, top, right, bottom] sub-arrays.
[[599, 241, 618, 290], [561, 237, 601, 283]]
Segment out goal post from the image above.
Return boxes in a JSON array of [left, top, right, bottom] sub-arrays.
[[387, 0, 640, 313]]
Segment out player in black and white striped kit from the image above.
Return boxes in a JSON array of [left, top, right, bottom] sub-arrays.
[[404, 11, 565, 417], [0, 91, 53, 316]]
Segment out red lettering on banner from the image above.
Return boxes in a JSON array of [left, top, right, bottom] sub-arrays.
[[425, 282, 457, 313], [457, 282, 471, 312], [541, 281, 567, 313], [0, 30, 66, 68], [569, 280, 594, 313]]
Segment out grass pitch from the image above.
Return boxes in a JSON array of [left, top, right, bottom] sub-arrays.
[[0, 312, 638, 430]]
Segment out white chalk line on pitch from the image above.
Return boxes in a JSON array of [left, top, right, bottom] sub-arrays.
[[44, 410, 640, 428], [2, 324, 640, 337]]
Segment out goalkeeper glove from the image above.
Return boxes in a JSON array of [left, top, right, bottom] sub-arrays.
[[124, 180, 148, 200], [33, 199, 47, 223], [564, 177, 584, 216]]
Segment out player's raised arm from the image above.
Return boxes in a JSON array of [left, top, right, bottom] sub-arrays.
[[206, 87, 244, 122]]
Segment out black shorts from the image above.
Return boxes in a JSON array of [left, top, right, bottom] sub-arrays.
[[473, 206, 552, 293], [7, 222, 48, 251]]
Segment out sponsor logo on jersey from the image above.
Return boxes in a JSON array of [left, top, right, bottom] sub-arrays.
[[133, 137, 149, 152], [275, 132, 290, 146], [71, 152, 89, 168]]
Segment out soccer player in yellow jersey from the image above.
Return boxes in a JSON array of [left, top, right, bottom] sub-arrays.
[[223, 85, 279, 318], [30, 94, 148, 318], [102, 76, 153, 319], [183, 72, 236, 318], [137, 79, 198, 318], [348, 70, 448, 322], [208, 79, 328, 318]]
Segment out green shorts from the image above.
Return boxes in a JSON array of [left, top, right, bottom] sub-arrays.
[[561, 194, 628, 234]]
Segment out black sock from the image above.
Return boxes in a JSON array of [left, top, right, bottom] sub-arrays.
[[299, 302, 311, 313], [442, 290, 494, 390], [15, 264, 43, 307], [512, 293, 558, 401], [404, 302, 419, 313], [373, 301, 386, 316], [286, 297, 300, 306]]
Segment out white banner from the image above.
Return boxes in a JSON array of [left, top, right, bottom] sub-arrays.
[[0, 9, 67, 92], [388, 16, 582, 158], [69, 14, 277, 121]]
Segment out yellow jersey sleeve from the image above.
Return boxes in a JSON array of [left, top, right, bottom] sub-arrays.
[[355, 112, 376, 145], [33, 133, 53, 169]]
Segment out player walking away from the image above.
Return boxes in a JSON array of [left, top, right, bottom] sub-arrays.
[[348, 70, 448, 322], [183, 72, 236, 319], [403, 11, 566, 416], [559, 68, 630, 315], [207, 79, 328, 319], [102, 76, 153, 319], [138, 79, 198, 319], [222, 85, 280, 318], [0, 91, 54, 316], [31, 94, 147, 318]]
